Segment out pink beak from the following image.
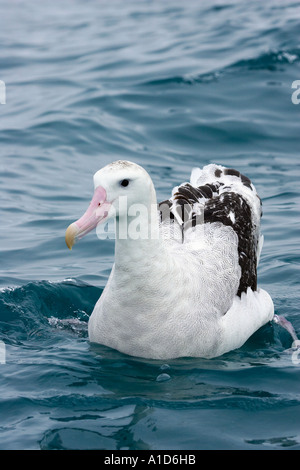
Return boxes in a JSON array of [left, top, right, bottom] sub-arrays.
[[65, 186, 111, 250]]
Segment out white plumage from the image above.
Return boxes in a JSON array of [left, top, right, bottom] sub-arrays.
[[66, 161, 274, 359]]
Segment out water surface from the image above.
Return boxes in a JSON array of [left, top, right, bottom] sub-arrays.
[[0, 0, 300, 450]]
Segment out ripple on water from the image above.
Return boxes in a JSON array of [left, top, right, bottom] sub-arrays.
[[0, 0, 300, 451]]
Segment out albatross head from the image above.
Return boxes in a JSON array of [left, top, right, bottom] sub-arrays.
[[65, 160, 156, 249]]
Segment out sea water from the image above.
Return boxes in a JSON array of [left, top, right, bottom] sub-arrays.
[[0, 0, 299, 450]]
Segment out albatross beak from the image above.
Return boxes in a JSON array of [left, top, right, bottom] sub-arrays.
[[65, 186, 111, 250]]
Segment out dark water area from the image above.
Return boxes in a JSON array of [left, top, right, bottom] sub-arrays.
[[0, 0, 299, 450]]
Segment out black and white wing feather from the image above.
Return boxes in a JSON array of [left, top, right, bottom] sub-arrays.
[[159, 164, 263, 297]]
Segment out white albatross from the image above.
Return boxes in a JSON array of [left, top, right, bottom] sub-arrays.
[[65, 160, 275, 359]]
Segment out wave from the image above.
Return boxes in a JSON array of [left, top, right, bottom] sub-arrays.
[[138, 48, 300, 88], [0, 279, 101, 345], [231, 48, 299, 71]]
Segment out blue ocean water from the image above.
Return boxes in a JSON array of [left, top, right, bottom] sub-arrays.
[[0, 0, 300, 450]]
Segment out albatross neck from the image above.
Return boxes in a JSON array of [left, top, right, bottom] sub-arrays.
[[114, 189, 163, 269]]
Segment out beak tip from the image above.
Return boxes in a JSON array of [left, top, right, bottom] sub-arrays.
[[65, 223, 78, 250]]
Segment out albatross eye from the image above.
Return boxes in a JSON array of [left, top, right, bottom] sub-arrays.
[[120, 179, 130, 187]]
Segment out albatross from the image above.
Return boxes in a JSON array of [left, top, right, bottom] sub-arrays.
[[65, 160, 275, 359]]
